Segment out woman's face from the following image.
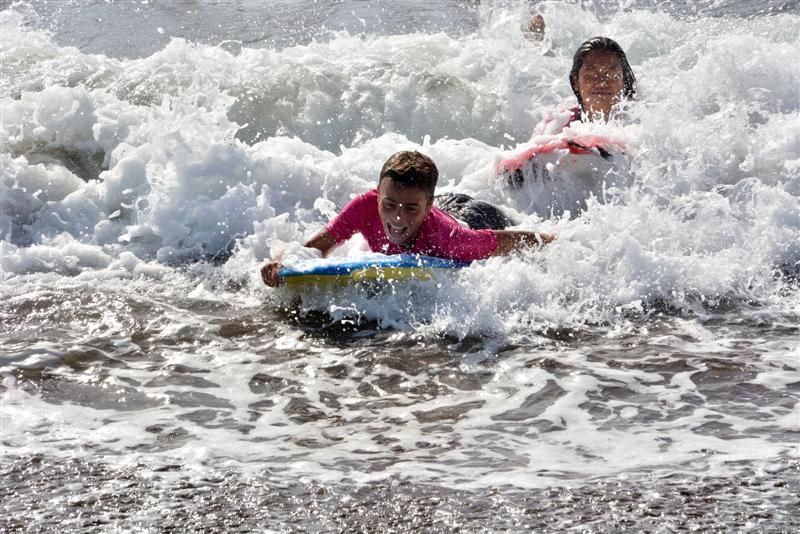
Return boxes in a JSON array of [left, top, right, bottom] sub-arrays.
[[577, 49, 625, 120]]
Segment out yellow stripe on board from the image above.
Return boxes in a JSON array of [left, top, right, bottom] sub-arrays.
[[351, 267, 433, 281], [283, 267, 434, 287]]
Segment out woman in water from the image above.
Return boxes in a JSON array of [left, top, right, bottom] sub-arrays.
[[535, 36, 637, 135], [500, 36, 638, 212]]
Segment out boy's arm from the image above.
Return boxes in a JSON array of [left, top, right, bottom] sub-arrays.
[[260, 229, 339, 287], [304, 229, 338, 256], [491, 230, 555, 256]]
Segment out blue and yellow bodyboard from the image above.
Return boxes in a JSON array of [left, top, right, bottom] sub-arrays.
[[279, 254, 469, 287]]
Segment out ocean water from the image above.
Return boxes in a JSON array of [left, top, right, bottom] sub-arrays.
[[1, 0, 799, 531]]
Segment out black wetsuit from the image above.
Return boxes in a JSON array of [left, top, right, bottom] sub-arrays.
[[435, 193, 515, 230]]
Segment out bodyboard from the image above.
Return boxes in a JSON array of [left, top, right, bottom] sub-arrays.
[[279, 254, 469, 287], [496, 133, 630, 217]]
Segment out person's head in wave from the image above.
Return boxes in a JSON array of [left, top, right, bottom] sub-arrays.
[[569, 36, 636, 121]]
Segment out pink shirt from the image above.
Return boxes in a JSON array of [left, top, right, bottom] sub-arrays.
[[325, 189, 498, 262]]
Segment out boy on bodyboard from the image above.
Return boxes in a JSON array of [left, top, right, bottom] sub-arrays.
[[261, 151, 554, 287]]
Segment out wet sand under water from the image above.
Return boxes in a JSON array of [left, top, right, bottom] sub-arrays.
[[2, 291, 798, 531], [2, 454, 798, 531]]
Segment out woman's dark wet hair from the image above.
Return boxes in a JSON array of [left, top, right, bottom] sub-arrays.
[[569, 36, 636, 112]]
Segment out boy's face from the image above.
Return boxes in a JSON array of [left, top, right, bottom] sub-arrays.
[[377, 178, 433, 246]]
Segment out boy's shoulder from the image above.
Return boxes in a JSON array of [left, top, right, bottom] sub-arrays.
[[350, 188, 378, 204], [339, 189, 378, 212]]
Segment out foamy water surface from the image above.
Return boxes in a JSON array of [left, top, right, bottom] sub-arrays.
[[1, 0, 799, 530]]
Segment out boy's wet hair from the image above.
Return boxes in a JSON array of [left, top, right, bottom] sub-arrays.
[[379, 151, 438, 199], [569, 36, 636, 111]]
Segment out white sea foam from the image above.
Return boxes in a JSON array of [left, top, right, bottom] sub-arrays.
[[1, 1, 798, 496]]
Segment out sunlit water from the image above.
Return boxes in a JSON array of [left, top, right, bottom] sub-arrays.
[[1, 0, 799, 530]]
